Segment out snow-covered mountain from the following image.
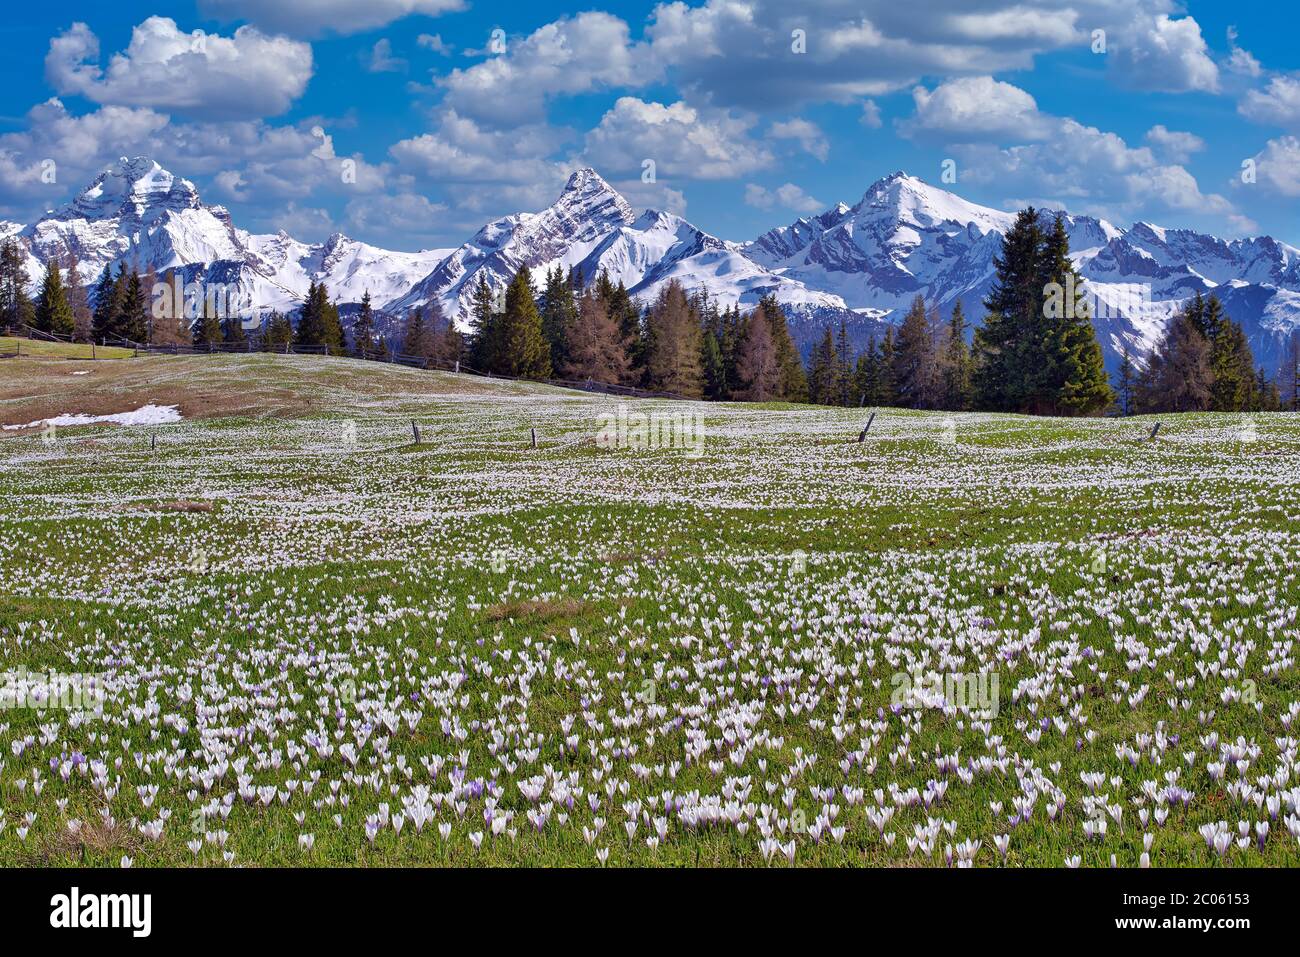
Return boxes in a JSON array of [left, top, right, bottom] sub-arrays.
[[12, 157, 449, 317], [391, 167, 844, 321], [8, 157, 1300, 373]]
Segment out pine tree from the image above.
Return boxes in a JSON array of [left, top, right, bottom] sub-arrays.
[[352, 290, 378, 357], [939, 301, 972, 411], [643, 280, 702, 397], [733, 305, 781, 401], [263, 311, 293, 351], [758, 295, 808, 402], [855, 336, 881, 406], [1254, 366, 1281, 412], [0, 239, 33, 330], [1115, 345, 1135, 416], [541, 266, 578, 374], [223, 314, 247, 346], [116, 269, 149, 343], [33, 259, 75, 336], [974, 208, 1043, 412], [700, 329, 726, 400], [893, 295, 938, 409], [496, 266, 551, 379], [91, 265, 124, 340], [1282, 332, 1300, 412], [807, 326, 838, 406], [1209, 315, 1254, 412], [403, 306, 430, 358], [468, 275, 501, 371], [562, 288, 631, 384]]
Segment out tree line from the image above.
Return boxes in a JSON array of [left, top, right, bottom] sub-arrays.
[[5, 222, 1298, 415]]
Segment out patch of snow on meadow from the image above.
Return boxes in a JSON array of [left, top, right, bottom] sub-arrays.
[[2, 403, 182, 430]]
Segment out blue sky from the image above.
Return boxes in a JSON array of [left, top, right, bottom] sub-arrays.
[[2, 1, 1298, 249]]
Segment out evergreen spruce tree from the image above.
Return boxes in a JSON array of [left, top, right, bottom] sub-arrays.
[[878, 327, 899, 406], [223, 314, 247, 346], [403, 306, 430, 358], [855, 336, 881, 406], [541, 266, 578, 374], [1115, 345, 1135, 416], [974, 208, 1043, 412], [91, 265, 125, 340], [701, 329, 727, 400], [807, 326, 838, 405], [497, 266, 551, 379], [0, 239, 34, 330], [1282, 332, 1300, 411], [116, 269, 149, 343], [893, 294, 937, 409], [468, 274, 501, 371], [263, 311, 293, 351], [33, 259, 75, 336], [351, 290, 378, 357], [192, 299, 223, 348], [939, 301, 972, 410]]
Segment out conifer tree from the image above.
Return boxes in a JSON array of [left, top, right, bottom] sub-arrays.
[[192, 298, 223, 348], [733, 304, 781, 401], [643, 280, 702, 396], [262, 311, 292, 351], [562, 288, 631, 384], [541, 266, 578, 374], [1135, 306, 1212, 412], [1114, 345, 1135, 416], [91, 265, 124, 340], [33, 259, 74, 336], [64, 252, 92, 342], [878, 327, 899, 406], [758, 294, 808, 402], [351, 290, 378, 356], [116, 268, 149, 343], [403, 305, 430, 358], [893, 295, 937, 409], [939, 301, 972, 411], [1282, 332, 1300, 411], [469, 274, 501, 371], [0, 239, 33, 330], [496, 266, 551, 379]]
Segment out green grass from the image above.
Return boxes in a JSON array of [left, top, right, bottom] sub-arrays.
[[0, 353, 1297, 868], [0, 336, 134, 360]]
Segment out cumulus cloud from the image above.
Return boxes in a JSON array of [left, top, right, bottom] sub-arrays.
[[199, 0, 465, 38], [1250, 136, 1300, 197], [1240, 75, 1300, 129], [439, 12, 659, 125], [744, 182, 824, 214], [1110, 14, 1219, 94], [1225, 26, 1262, 78], [769, 119, 829, 161], [899, 76, 1053, 141], [582, 98, 772, 180], [860, 100, 883, 129], [1145, 125, 1206, 164], [45, 18, 312, 120]]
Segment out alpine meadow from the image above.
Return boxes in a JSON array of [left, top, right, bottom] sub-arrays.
[[1, 0, 1298, 939]]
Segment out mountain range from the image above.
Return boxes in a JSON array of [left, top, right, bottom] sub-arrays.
[[6, 156, 1300, 373]]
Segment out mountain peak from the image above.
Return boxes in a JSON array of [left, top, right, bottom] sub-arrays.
[[58, 155, 201, 221], [554, 167, 634, 227]]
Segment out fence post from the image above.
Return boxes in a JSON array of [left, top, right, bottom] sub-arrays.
[[858, 411, 877, 443], [530, 427, 537, 449]]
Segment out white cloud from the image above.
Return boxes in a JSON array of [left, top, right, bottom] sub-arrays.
[[439, 12, 659, 125], [417, 34, 452, 56], [1240, 75, 1300, 129], [199, 0, 465, 37], [899, 76, 1053, 141], [1225, 27, 1261, 78], [769, 119, 829, 161], [1145, 125, 1205, 164], [1251, 136, 1300, 197], [582, 98, 772, 180], [744, 182, 823, 214], [1111, 14, 1219, 94], [860, 100, 883, 129], [345, 192, 448, 246], [45, 18, 312, 120], [368, 39, 407, 73]]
